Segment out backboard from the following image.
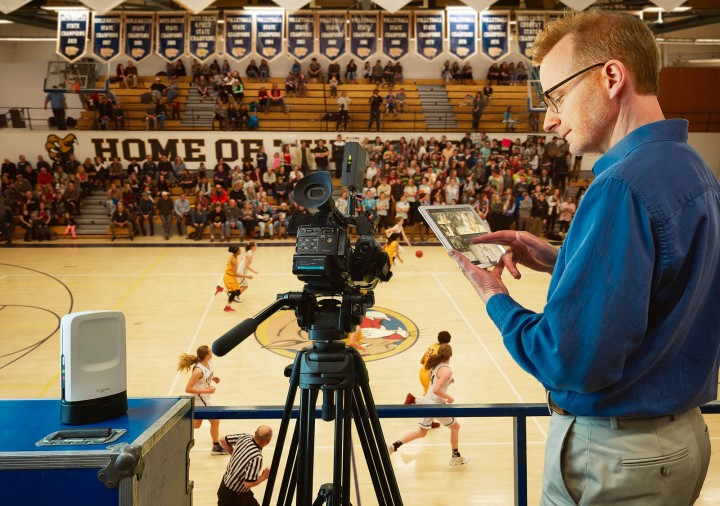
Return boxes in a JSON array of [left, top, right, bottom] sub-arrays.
[[527, 79, 548, 113], [44, 60, 108, 94]]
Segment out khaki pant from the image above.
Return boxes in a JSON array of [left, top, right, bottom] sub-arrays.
[[542, 408, 710, 505]]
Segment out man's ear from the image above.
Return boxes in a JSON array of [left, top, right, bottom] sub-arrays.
[[603, 60, 626, 100]]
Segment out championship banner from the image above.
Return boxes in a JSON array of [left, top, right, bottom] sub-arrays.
[[124, 13, 154, 63], [255, 12, 284, 61], [447, 10, 477, 60], [480, 11, 509, 61], [156, 13, 187, 63], [57, 10, 89, 63], [188, 13, 218, 62], [349, 12, 378, 61], [381, 12, 410, 61], [516, 12, 545, 60], [92, 13, 121, 62], [414, 11, 443, 61], [224, 12, 253, 61], [318, 13, 346, 61], [287, 13, 315, 61]]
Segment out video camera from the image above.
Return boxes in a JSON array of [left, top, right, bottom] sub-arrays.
[[291, 142, 392, 294]]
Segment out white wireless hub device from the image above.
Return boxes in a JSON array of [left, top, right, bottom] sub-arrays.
[[60, 310, 128, 425]]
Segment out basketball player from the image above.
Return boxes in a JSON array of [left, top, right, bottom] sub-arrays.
[[388, 344, 469, 466], [177, 345, 226, 455], [220, 243, 258, 312]]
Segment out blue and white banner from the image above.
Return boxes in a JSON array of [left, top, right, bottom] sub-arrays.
[[381, 12, 410, 61], [318, 13, 346, 61], [480, 11, 509, 61], [188, 13, 218, 62], [287, 13, 315, 61], [414, 11, 443, 61], [92, 13, 121, 62], [156, 13, 186, 63], [255, 12, 284, 61], [224, 12, 253, 61], [349, 12, 378, 61], [516, 12, 545, 60], [57, 10, 89, 63], [124, 13, 154, 63], [447, 10, 477, 60]]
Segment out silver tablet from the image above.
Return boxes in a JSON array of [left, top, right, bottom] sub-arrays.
[[419, 204, 505, 268]]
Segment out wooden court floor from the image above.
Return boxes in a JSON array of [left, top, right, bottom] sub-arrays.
[[1, 242, 718, 505]]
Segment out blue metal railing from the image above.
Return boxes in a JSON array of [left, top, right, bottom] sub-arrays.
[[196, 401, 720, 506]]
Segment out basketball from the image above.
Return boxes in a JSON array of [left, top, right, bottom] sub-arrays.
[[415, 250, 423, 258]]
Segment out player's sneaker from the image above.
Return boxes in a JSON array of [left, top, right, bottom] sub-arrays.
[[224, 306, 235, 312], [450, 455, 470, 466], [214, 285, 224, 296], [211, 443, 228, 456], [403, 393, 416, 405]]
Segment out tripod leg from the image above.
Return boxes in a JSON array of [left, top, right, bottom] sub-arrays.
[[351, 351, 403, 505], [331, 386, 354, 506], [298, 386, 318, 505], [278, 419, 299, 506], [263, 351, 302, 506], [342, 387, 353, 506]]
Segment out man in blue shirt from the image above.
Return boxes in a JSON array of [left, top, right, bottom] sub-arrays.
[[451, 10, 719, 505], [44, 91, 67, 130]]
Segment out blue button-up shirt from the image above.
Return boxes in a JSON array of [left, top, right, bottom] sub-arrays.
[[487, 119, 720, 417]]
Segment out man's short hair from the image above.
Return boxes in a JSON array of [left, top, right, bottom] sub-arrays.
[[532, 9, 660, 96], [437, 331, 452, 344]]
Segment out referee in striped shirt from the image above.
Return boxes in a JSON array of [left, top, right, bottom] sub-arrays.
[[218, 425, 273, 506]]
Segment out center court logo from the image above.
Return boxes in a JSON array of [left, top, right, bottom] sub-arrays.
[[255, 307, 418, 361]]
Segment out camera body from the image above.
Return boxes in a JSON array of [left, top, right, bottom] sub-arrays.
[[293, 221, 391, 294], [293, 225, 351, 292], [291, 144, 391, 295]]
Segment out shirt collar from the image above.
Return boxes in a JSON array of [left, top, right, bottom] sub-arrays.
[[592, 119, 689, 177]]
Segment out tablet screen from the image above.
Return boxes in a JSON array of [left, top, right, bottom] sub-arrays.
[[419, 204, 505, 268]]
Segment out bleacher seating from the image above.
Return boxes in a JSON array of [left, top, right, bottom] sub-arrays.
[[76, 75, 543, 133]]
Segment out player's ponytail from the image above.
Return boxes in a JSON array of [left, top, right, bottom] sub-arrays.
[[177, 345, 211, 371]]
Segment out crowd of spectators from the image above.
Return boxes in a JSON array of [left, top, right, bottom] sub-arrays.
[[345, 132, 582, 242], [441, 61, 475, 83], [0, 132, 585, 245], [486, 61, 529, 86], [0, 154, 87, 243]]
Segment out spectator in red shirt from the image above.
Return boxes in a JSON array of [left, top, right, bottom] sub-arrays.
[[211, 184, 229, 205]]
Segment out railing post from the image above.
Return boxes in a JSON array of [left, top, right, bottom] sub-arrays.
[[513, 415, 528, 506]]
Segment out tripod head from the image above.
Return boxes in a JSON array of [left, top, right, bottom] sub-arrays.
[[212, 287, 375, 357]]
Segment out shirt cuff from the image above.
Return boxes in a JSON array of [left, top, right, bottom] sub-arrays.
[[486, 293, 524, 330]]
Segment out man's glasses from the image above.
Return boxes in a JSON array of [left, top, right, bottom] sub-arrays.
[[542, 62, 606, 114]]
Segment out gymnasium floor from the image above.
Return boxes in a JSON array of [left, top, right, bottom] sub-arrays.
[[1, 241, 718, 505]]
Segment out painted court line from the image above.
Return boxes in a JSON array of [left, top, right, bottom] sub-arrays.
[[433, 272, 548, 440], [166, 275, 226, 396]]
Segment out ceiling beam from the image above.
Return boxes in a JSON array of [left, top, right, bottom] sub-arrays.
[[651, 11, 720, 34], [0, 13, 56, 31]]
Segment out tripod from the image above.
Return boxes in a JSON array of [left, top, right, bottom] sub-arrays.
[[254, 292, 402, 506]]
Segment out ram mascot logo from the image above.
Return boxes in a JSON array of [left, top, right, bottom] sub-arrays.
[[45, 133, 78, 164], [255, 307, 418, 361]]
